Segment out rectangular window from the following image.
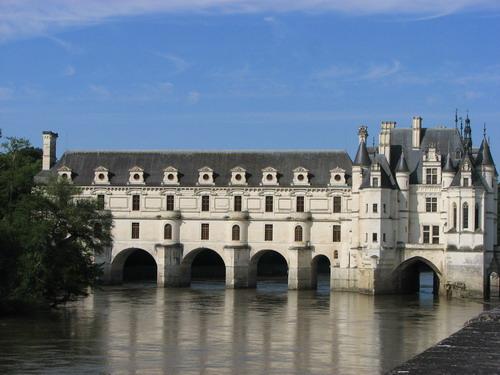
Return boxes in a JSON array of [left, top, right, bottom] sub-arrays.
[[296, 196, 305, 213], [366, 204, 369, 213], [132, 194, 140, 211], [432, 226, 440, 244], [201, 196, 210, 212], [426, 197, 438, 213], [265, 196, 274, 213], [166, 195, 174, 211], [426, 168, 438, 185], [372, 233, 378, 243], [332, 225, 341, 242], [383, 233, 387, 242], [372, 178, 379, 187], [97, 194, 105, 210], [423, 225, 430, 244], [463, 178, 470, 187], [131, 222, 140, 239], [201, 223, 209, 240], [333, 196, 342, 213], [373, 204, 378, 213], [234, 196, 242, 212], [383, 204, 387, 214], [265, 224, 273, 241], [365, 233, 368, 243]]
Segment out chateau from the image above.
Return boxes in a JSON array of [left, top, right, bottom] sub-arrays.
[[36, 117, 499, 298]]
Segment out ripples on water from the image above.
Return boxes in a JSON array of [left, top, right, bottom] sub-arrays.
[[0, 277, 489, 375]]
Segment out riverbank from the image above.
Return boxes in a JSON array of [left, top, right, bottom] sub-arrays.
[[388, 305, 500, 374]]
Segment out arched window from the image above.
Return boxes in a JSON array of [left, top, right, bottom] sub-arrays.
[[475, 203, 480, 231], [294, 225, 303, 242], [453, 203, 457, 229], [463, 203, 469, 230], [232, 225, 240, 241], [164, 224, 172, 240]]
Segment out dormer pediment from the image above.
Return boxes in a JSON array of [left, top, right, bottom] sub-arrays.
[[198, 166, 215, 185], [57, 165, 72, 182], [94, 166, 108, 172], [163, 166, 178, 173], [129, 166, 144, 173], [128, 166, 145, 185], [231, 166, 246, 173], [198, 166, 213, 173], [94, 166, 110, 185], [58, 165, 72, 172], [163, 166, 179, 185], [262, 166, 277, 173], [261, 167, 279, 186], [230, 166, 247, 186], [293, 166, 309, 173]]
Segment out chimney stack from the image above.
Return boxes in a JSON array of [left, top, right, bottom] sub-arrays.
[[42, 131, 58, 171], [412, 116, 422, 149]]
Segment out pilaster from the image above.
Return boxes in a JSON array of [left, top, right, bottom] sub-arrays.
[[224, 245, 251, 289]]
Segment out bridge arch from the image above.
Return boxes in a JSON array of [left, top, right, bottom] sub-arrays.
[[311, 254, 332, 290], [111, 247, 158, 284], [182, 247, 226, 284], [393, 256, 441, 295], [249, 249, 289, 288]]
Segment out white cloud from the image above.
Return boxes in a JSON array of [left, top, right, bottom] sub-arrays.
[[187, 91, 201, 104], [89, 84, 111, 98], [313, 61, 401, 82], [63, 65, 76, 77], [155, 53, 191, 74], [0, 87, 13, 100], [362, 60, 401, 80], [1, 1, 499, 41]]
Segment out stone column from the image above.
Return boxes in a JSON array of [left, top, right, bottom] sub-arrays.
[[156, 243, 190, 287], [288, 246, 313, 290], [224, 245, 251, 289]]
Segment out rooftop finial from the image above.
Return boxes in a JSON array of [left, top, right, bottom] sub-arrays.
[[358, 125, 368, 144], [484, 123, 487, 138], [455, 109, 458, 130]]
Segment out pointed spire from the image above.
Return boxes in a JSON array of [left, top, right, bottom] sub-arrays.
[[395, 152, 409, 173], [354, 140, 371, 167], [443, 152, 455, 173], [478, 137, 495, 167]]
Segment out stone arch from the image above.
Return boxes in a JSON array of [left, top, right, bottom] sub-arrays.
[[311, 254, 332, 290], [248, 249, 289, 288], [393, 257, 441, 295], [110, 247, 158, 284], [182, 247, 226, 283]]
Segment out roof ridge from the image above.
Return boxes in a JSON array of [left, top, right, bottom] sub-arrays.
[[63, 149, 349, 154]]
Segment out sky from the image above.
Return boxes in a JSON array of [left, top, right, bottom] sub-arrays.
[[0, 0, 499, 160]]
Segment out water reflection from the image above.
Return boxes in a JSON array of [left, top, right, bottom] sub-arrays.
[[0, 280, 487, 375]]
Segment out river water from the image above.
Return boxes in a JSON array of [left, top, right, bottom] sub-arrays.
[[0, 279, 489, 375]]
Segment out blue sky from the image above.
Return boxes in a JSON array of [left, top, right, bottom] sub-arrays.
[[0, 0, 499, 160]]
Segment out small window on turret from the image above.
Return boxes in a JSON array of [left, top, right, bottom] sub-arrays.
[[372, 178, 379, 187]]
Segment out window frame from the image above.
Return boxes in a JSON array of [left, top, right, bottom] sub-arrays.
[[333, 196, 342, 213], [426, 197, 438, 213], [232, 225, 240, 241], [132, 194, 140, 211], [265, 224, 273, 241], [265, 196, 274, 213], [201, 223, 210, 240], [201, 195, 210, 212], [234, 196, 242, 212], [332, 225, 341, 242], [131, 222, 140, 239], [164, 224, 172, 240], [166, 195, 174, 211], [296, 196, 305, 213]]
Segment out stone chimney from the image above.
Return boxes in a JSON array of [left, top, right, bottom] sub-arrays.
[[42, 131, 58, 171], [379, 121, 396, 162], [412, 116, 422, 149]]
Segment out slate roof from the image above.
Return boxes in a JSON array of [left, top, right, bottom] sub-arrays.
[[35, 150, 353, 187], [360, 154, 398, 190]]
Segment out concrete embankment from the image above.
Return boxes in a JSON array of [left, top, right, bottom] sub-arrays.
[[388, 306, 500, 375]]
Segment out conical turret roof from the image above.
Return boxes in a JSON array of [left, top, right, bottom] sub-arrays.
[[353, 141, 371, 167], [395, 152, 409, 173], [477, 138, 495, 167], [443, 153, 455, 173]]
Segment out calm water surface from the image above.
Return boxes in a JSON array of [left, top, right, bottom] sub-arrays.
[[0, 279, 490, 375]]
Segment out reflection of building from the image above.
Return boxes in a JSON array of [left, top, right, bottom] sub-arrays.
[[35, 116, 498, 298]]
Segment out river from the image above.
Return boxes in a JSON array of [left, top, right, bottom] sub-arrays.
[[0, 279, 488, 375]]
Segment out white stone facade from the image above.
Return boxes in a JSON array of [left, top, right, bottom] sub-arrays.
[[35, 117, 499, 298]]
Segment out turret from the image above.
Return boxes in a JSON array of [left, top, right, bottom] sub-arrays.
[[477, 133, 496, 190], [352, 126, 370, 192], [412, 116, 422, 149], [442, 153, 456, 188], [395, 152, 410, 191], [42, 131, 58, 171]]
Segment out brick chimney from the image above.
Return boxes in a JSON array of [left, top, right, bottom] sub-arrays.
[[42, 131, 58, 171]]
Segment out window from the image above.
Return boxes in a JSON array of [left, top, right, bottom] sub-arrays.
[[383, 233, 386, 242], [234, 196, 242, 212], [265, 196, 273, 213], [423, 225, 430, 244], [372, 177, 379, 187], [132, 195, 140, 211], [426, 197, 438, 213], [164, 224, 172, 240], [365, 233, 368, 243], [373, 204, 378, 213], [232, 225, 240, 241], [166, 195, 174, 211], [453, 203, 458, 229], [97, 194, 105, 210], [463, 178, 470, 187], [383, 204, 386, 214], [294, 225, 303, 242], [365, 204, 369, 213], [463, 203, 469, 229], [475, 204, 480, 231], [333, 196, 342, 213], [334, 250, 339, 259], [432, 226, 440, 244], [201, 196, 210, 212], [296, 196, 305, 213], [426, 168, 438, 184], [201, 223, 209, 240], [265, 224, 273, 241], [372, 233, 378, 243], [333, 225, 341, 242], [131, 222, 140, 239]]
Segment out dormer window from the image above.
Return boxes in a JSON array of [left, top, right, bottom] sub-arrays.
[[198, 166, 215, 186], [292, 167, 310, 186], [57, 165, 72, 182], [128, 166, 145, 185], [330, 167, 346, 186], [425, 168, 438, 185], [372, 177, 379, 187], [93, 166, 110, 185], [230, 166, 248, 186], [163, 166, 179, 185], [261, 167, 278, 186]]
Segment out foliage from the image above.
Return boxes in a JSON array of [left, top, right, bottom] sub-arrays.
[[0, 134, 113, 310]]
